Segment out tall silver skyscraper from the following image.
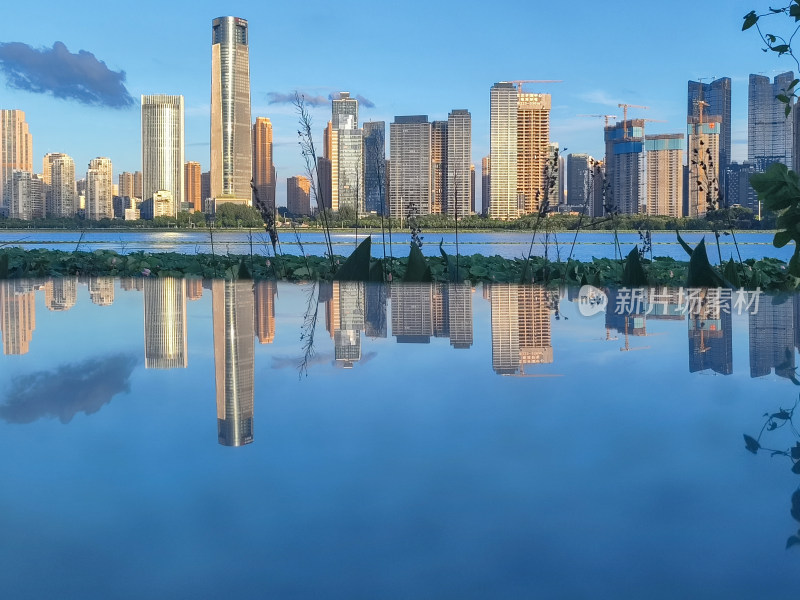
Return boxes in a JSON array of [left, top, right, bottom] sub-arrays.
[[211, 16, 252, 205], [142, 95, 185, 216], [389, 116, 431, 219], [748, 72, 794, 172], [446, 109, 472, 217]]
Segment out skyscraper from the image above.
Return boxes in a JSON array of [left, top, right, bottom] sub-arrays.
[[142, 94, 185, 216], [431, 120, 448, 214], [489, 82, 518, 220], [0, 280, 35, 355], [566, 153, 591, 208], [44, 153, 76, 218], [287, 175, 311, 215], [8, 171, 43, 220], [481, 155, 490, 216], [518, 92, 551, 213], [447, 109, 472, 218], [389, 116, 431, 219], [86, 158, 113, 220], [331, 92, 363, 214], [604, 119, 646, 214], [211, 16, 252, 206], [184, 161, 201, 211], [253, 117, 276, 210], [332, 92, 358, 129], [688, 77, 731, 173], [645, 134, 684, 217], [118, 171, 142, 200], [0, 109, 32, 216], [748, 72, 795, 172], [363, 121, 386, 214]]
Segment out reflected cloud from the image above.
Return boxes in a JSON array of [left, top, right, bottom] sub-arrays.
[[0, 353, 138, 424]]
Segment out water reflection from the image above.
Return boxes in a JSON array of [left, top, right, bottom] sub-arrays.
[[143, 278, 187, 369], [0, 280, 35, 355], [489, 285, 552, 375], [213, 280, 255, 447]]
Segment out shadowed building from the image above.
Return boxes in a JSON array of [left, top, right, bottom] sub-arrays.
[[144, 278, 187, 369], [605, 119, 645, 214], [749, 72, 794, 172], [431, 120, 447, 214], [363, 121, 386, 214], [287, 175, 311, 216], [0, 281, 35, 355], [481, 155, 490, 216], [333, 281, 365, 367], [186, 279, 203, 301], [566, 153, 591, 209], [688, 78, 731, 176], [687, 119, 720, 217], [213, 279, 255, 446], [365, 283, 387, 338], [211, 16, 252, 206], [749, 294, 795, 379]]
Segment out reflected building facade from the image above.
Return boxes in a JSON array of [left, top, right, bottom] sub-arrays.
[[490, 284, 552, 374], [0, 280, 35, 355], [88, 277, 115, 306], [750, 294, 795, 378], [213, 280, 255, 446], [254, 280, 276, 344], [144, 278, 187, 369], [45, 278, 77, 311], [688, 291, 732, 375]]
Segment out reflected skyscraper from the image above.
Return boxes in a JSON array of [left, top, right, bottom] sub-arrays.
[[490, 284, 552, 374], [448, 284, 473, 349], [0, 280, 35, 355], [45, 278, 77, 311], [144, 278, 187, 369], [688, 292, 732, 375], [213, 280, 254, 446], [749, 294, 795, 379], [254, 280, 276, 344], [365, 283, 388, 338], [392, 284, 433, 343], [333, 281, 365, 367]]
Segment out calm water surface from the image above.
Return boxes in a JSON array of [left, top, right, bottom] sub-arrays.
[[1, 279, 800, 598], [0, 229, 792, 263]]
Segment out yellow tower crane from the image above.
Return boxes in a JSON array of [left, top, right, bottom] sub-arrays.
[[617, 103, 649, 139]]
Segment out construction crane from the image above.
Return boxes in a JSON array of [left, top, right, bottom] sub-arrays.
[[694, 100, 709, 124], [617, 103, 649, 139], [578, 114, 618, 127], [510, 80, 563, 94], [619, 317, 650, 352]]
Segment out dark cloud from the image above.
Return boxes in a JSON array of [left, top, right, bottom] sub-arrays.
[[267, 91, 328, 106], [271, 352, 332, 370], [327, 92, 375, 108], [0, 354, 138, 424], [356, 95, 375, 108], [0, 41, 134, 108]]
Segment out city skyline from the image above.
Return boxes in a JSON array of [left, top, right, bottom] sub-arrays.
[[0, 1, 788, 207]]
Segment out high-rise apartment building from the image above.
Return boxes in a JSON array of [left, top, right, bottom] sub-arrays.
[[118, 171, 142, 200], [213, 279, 254, 446], [86, 157, 113, 220], [330, 93, 363, 214], [687, 120, 720, 217], [688, 78, 731, 173], [8, 171, 43, 220], [725, 161, 759, 212], [254, 280, 276, 344], [332, 92, 358, 130], [481, 155, 490, 216], [287, 175, 311, 215], [645, 134, 684, 217], [566, 153, 591, 208], [211, 16, 252, 206], [604, 119, 646, 214], [447, 109, 472, 218], [363, 121, 386, 214], [88, 277, 114, 307], [45, 278, 77, 312], [184, 161, 201, 211], [44, 153, 76, 218], [0, 110, 32, 216], [144, 277, 187, 369], [490, 284, 552, 375], [431, 120, 447, 214], [518, 92, 551, 213], [489, 83, 518, 220], [253, 117, 276, 209], [389, 116, 431, 219], [142, 94, 184, 217], [749, 72, 795, 172], [200, 171, 210, 205], [0, 281, 36, 355]]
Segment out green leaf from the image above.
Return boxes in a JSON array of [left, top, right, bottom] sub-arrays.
[[622, 247, 648, 286], [742, 10, 759, 30], [723, 258, 741, 288], [793, 461, 800, 475], [744, 434, 760, 454], [686, 239, 725, 288], [787, 536, 800, 549], [791, 4, 800, 20], [773, 44, 791, 54], [403, 243, 432, 283], [334, 236, 372, 281], [774, 230, 794, 248], [791, 443, 800, 460], [676, 230, 693, 257], [778, 94, 791, 103]]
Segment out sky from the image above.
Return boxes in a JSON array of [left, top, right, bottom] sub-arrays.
[[0, 0, 794, 207]]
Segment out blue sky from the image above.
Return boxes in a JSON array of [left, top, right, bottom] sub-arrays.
[[0, 0, 793, 206]]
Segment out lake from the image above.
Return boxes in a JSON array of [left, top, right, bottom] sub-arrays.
[[1, 278, 800, 598], [0, 229, 791, 264]]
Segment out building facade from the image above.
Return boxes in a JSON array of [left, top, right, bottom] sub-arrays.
[[688, 77, 731, 173], [389, 116, 432, 219], [44, 153, 76, 218], [447, 109, 472, 218], [211, 16, 252, 205], [184, 161, 201, 211], [748, 71, 795, 172], [0, 110, 32, 216], [489, 83, 518, 220], [287, 175, 311, 216], [253, 117, 276, 210], [142, 94, 185, 216], [644, 134, 683, 217], [687, 120, 720, 217], [604, 119, 646, 214], [518, 92, 551, 214], [362, 121, 386, 214], [86, 158, 113, 220]]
